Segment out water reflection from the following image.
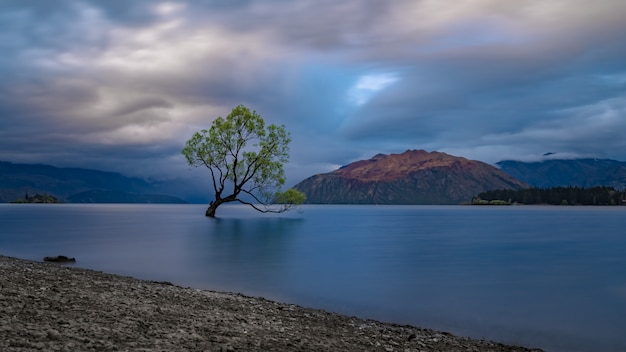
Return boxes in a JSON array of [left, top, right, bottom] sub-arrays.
[[183, 216, 304, 296]]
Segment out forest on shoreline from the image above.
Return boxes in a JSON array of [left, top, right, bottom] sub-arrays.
[[473, 186, 626, 206]]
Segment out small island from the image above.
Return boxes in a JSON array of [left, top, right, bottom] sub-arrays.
[[10, 193, 61, 204]]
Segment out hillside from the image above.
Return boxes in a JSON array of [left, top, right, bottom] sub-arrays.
[[67, 190, 187, 204], [294, 150, 527, 204], [496, 158, 626, 189], [0, 161, 188, 203]]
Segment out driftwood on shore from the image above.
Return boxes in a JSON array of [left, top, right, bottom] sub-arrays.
[[43, 255, 76, 263], [0, 255, 542, 351]]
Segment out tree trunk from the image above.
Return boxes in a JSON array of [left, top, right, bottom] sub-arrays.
[[205, 201, 220, 217], [205, 195, 236, 217]]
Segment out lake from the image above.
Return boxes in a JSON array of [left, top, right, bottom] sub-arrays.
[[1, 204, 625, 351]]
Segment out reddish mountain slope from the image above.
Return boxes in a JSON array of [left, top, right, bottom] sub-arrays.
[[294, 150, 527, 204]]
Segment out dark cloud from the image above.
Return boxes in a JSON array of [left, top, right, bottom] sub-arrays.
[[1, 0, 626, 187]]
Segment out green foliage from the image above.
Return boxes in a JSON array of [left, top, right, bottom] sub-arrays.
[[274, 188, 307, 205], [471, 198, 510, 205], [473, 186, 626, 206], [182, 105, 304, 216], [489, 200, 511, 205], [471, 198, 489, 205]]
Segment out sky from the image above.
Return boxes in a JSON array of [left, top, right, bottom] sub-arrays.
[[1, 0, 626, 187]]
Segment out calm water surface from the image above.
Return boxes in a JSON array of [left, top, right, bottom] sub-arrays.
[[1, 204, 625, 352]]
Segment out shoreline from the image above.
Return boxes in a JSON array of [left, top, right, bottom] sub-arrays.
[[0, 255, 543, 351]]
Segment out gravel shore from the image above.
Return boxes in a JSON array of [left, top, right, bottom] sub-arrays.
[[0, 255, 543, 351]]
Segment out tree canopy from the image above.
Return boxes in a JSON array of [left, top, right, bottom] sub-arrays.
[[182, 105, 305, 217]]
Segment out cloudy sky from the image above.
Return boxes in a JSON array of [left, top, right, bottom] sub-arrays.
[[2, 0, 626, 186]]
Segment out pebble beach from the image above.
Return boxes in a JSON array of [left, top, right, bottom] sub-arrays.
[[0, 255, 543, 351]]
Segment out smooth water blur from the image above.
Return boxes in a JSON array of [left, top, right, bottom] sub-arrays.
[[1, 204, 625, 352]]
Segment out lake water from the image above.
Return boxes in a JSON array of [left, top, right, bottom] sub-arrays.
[[1, 204, 625, 351]]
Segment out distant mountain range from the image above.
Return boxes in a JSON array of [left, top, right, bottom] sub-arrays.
[[66, 190, 187, 204], [0, 161, 189, 204], [4, 153, 626, 205], [496, 158, 626, 189], [294, 150, 527, 204]]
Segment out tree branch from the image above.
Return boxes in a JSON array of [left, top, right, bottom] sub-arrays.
[[234, 198, 291, 214]]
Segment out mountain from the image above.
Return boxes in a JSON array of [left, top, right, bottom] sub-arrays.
[[67, 190, 187, 204], [0, 161, 188, 203], [496, 158, 626, 189], [294, 150, 528, 204]]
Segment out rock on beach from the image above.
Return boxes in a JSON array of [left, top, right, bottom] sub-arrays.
[[0, 255, 543, 351]]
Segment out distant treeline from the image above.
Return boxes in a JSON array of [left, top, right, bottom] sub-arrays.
[[473, 186, 626, 206], [10, 193, 61, 204]]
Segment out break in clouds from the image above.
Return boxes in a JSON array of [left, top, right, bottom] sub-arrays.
[[1, 0, 626, 183]]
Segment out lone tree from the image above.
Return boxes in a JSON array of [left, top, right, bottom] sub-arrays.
[[182, 104, 306, 217]]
